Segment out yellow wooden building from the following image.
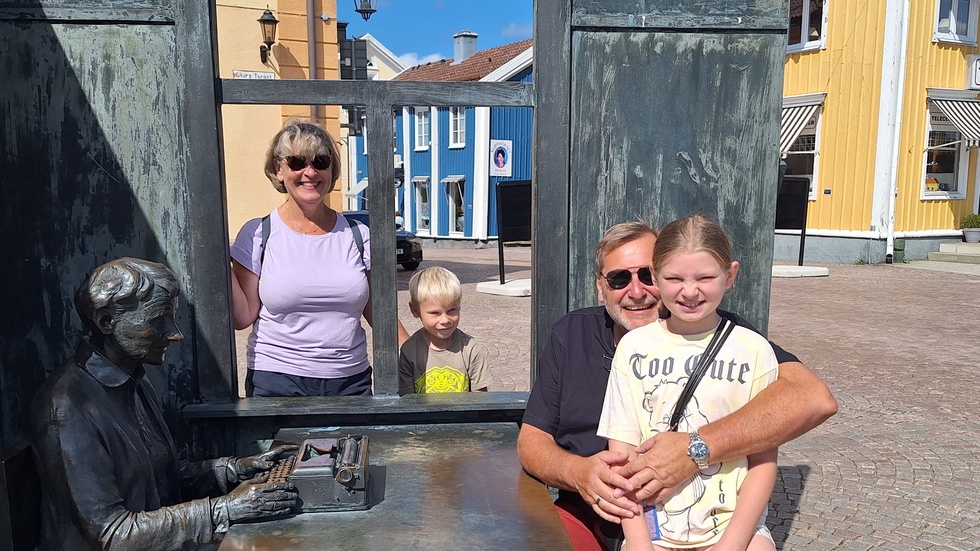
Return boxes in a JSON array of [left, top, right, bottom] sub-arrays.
[[778, 0, 980, 262], [215, 0, 347, 236]]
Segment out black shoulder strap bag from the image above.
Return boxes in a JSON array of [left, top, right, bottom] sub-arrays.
[[667, 318, 736, 432]]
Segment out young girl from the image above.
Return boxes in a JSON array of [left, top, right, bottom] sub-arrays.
[[597, 214, 779, 551]]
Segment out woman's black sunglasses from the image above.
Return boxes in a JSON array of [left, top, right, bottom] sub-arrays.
[[284, 154, 332, 171], [603, 267, 654, 290]]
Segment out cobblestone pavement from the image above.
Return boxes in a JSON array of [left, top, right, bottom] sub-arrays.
[[236, 247, 980, 550], [765, 262, 980, 551]]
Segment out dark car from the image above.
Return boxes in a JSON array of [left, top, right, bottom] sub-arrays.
[[343, 210, 423, 271]]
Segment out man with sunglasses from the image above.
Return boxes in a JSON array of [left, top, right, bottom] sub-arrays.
[[517, 221, 837, 551]]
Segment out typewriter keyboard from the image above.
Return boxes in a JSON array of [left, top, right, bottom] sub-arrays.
[[268, 454, 296, 483]]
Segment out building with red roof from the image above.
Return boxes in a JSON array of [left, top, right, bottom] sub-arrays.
[[351, 32, 533, 242]]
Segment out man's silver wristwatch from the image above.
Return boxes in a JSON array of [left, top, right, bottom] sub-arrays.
[[688, 431, 710, 469]]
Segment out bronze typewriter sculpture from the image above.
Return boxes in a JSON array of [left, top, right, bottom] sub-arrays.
[[269, 435, 370, 512]]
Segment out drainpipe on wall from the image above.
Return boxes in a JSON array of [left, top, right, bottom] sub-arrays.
[[308, 0, 318, 120], [883, 0, 911, 263]]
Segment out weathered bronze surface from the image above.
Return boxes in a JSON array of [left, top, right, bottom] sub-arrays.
[[30, 258, 297, 551], [219, 423, 573, 551]]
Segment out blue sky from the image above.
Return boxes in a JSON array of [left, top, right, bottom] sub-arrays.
[[340, 0, 533, 68]]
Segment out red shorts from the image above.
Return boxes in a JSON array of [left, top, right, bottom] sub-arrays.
[[554, 495, 623, 551]]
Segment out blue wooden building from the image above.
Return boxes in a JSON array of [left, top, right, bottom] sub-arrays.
[[353, 33, 533, 241]]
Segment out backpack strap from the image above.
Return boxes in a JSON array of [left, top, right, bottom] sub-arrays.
[[259, 214, 271, 272], [342, 214, 365, 263], [259, 213, 364, 273]]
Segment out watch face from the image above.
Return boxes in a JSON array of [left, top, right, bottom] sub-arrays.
[[690, 441, 709, 461]]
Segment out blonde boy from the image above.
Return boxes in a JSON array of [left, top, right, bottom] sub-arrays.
[[398, 266, 491, 395]]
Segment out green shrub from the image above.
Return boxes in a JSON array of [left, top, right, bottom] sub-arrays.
[[962, 213, 980, 229]]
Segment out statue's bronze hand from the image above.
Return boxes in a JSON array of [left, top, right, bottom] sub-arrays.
[[221, 476, 298, 522], [231, 444, 299, 480]]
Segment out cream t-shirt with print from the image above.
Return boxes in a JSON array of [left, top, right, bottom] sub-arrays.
[[598, 320, 778, 548]]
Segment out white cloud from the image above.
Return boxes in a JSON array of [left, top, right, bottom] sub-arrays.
[[501, 22, 532, 39], [399, 52, 445, 67]]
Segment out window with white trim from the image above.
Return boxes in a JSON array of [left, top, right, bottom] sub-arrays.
[[787, 0, 826, 52], [783, 116, 820, 200], [934, 0, 979, 44], [414, 178, 431, 232], [449, 107, 466, 148], [414, 108, 430, 151], [445, 178, 465, 234], [923, 110, 968, 199]]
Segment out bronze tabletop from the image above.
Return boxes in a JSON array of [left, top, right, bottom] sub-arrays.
[[218, 423, 573, 551]]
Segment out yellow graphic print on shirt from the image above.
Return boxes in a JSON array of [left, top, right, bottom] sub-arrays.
[[414, 366, 471, 394]]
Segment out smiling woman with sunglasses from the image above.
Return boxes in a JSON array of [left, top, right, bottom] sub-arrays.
[[229, 119, 409, 397]]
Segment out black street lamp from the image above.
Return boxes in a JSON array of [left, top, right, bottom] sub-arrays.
[[258, 9, 279, 64], [354, 0, 377, 21]]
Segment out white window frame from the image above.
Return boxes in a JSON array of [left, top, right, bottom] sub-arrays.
[[787, 0, 827, 53], [784, 115, 821, 200], [414, 107, 430, 151], [413, 177, 431, 234], [439, 174, 466, 236], [934, 0, 979, 45], [922, 109, 969, 200], [443, 177, 466, 235], [449, 107, 466, 148]]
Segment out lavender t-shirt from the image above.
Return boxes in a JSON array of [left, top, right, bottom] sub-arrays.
[[230, 209, 372, 379]]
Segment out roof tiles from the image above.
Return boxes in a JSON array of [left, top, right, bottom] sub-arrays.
[[395, 39, 532, 82]]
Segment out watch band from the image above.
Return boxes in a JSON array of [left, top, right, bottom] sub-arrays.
[[688, 431, 709, 469]]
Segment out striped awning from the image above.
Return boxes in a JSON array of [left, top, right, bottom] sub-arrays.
[[929, 98, 980, 149], [780, 103, 821, 154]]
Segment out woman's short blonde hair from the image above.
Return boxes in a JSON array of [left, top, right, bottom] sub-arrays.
[[263, 119, 341, 193], [408, 266, 462, 308]]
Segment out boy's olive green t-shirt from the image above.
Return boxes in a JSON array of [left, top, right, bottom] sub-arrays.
[[397, 328, 491, 395]]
